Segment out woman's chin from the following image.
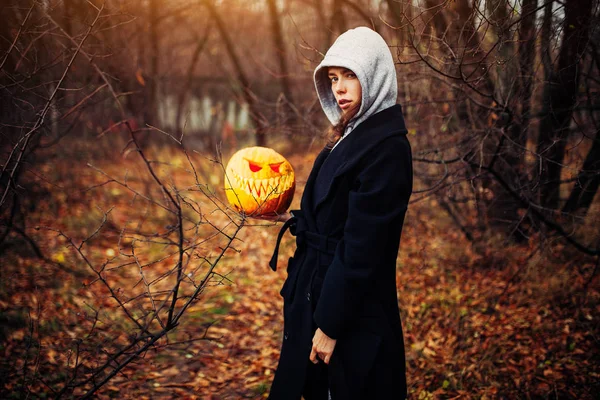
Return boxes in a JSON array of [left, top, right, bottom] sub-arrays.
[[340, 104, 353, 113]]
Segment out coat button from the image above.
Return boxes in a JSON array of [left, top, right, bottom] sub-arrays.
[[306, 292, 311, 302]]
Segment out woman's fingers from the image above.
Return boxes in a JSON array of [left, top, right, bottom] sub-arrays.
[[249, 214, 278, 222], [310, 328, 336, 365], [309, 347, 319, 364], [310, 344, 329, 364], [310, 347, 332, 365], [249, 212, 291, 222]]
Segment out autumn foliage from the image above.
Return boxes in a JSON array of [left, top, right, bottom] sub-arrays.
[[1, 0, 600, 398], [0, 135, 598, 399]]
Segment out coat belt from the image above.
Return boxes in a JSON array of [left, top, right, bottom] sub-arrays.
[[269, 211, 339, 272], [304, 231, 338, 255], [269, 216, 297, 271]]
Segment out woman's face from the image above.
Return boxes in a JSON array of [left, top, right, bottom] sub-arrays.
[[328, 67, 362, 114]]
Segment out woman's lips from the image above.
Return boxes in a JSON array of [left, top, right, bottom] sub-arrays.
[[338, 100, 351, 109]]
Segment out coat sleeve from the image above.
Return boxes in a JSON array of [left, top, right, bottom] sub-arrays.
[[313, 136, 412, 339]]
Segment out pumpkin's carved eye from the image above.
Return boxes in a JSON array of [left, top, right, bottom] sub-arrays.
[[246, 159, 262, 172], [269, 162, 283, 173]]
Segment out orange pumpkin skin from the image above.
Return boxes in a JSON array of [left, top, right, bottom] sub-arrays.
[[224, 147, 295, 215]]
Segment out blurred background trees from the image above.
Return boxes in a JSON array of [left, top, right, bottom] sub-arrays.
[[3, 0, 598, 249], [1, 0, 599, 397]]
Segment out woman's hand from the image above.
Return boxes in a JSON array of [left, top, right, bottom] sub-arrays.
[[250, 212, 292, 223], [310, 328, 337, 365]]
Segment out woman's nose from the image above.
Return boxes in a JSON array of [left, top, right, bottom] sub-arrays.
[[336, 80, 346, 93]]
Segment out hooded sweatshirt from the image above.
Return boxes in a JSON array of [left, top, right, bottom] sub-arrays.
[[313, 26, 398, 148]]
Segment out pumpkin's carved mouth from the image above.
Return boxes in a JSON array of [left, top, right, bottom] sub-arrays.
[[228, 169, 294, 202]]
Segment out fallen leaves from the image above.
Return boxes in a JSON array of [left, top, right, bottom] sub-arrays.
[[1, 145, 598, 399]]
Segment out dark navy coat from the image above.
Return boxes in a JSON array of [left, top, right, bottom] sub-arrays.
[[268, 104, 413, 400]]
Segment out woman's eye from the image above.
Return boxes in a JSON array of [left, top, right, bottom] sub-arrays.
[[330, 77, 338, 83]]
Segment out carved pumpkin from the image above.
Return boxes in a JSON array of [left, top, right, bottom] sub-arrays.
[[224, 146, 295, 215]]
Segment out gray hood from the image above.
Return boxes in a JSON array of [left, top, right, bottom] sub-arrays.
[[313, 26, 398, 132]]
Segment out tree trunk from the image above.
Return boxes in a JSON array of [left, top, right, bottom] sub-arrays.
[[540, 0, 554, 81], [517, 0, 537, 154], [482, 0, 537, 240], [314, 0, 331, 51], [342, 0, 381, 32], [175, 24, 210, 136], [147, 0, 159, 128], [496, 0, 539, 239], [203, 0, 268, 146], [486, 0, 517, 104], [563, 131, 600, 215], [454, 0, 526, 237], [266, 0, 296, 117], [536, 0, 593, 209], [423, 0, 448, 45], [453, 0, 495, 97], [129, 9, 146, 126], [386, 0, 412, 50], [331, 0, 347, 36], [62, 0, 73, 36]]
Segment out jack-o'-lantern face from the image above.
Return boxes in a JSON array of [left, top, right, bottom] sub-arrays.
[[224, 147, 295, 215]]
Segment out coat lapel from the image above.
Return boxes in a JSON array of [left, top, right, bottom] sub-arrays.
[[313, 104, 408, 211], [300, 146, 331, 230]]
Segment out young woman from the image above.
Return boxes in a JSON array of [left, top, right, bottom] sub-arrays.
[[263, 26, 413, 400]]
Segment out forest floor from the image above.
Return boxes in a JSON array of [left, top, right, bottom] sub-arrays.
[[1, 138, 599, 399]]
